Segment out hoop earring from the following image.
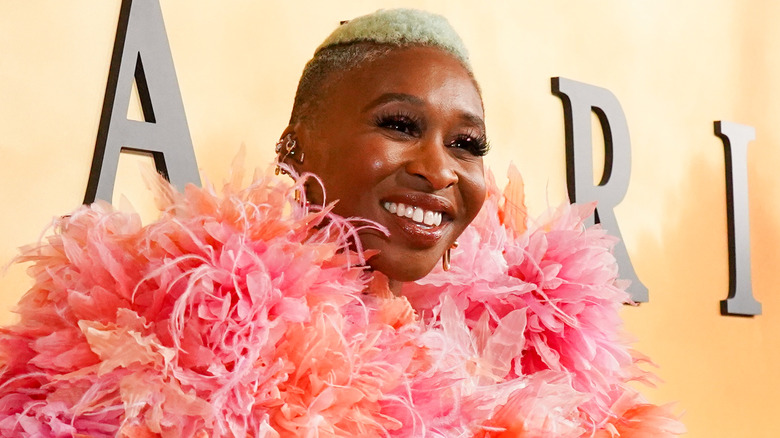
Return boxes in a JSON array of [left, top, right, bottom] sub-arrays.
[[293, 187, 303, 203], [442, 241, 459, 271], [274, 135, 304, 175]]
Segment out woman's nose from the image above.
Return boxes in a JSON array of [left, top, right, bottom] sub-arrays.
[[403, 139, 458, 191]]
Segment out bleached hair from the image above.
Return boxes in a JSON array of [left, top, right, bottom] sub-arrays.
[[289, 9, 474, 125]]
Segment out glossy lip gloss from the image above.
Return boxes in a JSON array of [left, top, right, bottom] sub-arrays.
[[379, 193, 454, 249]]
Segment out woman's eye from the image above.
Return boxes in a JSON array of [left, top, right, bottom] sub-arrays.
[[376, 115, 421, 136], [449, 134, 490, 157]]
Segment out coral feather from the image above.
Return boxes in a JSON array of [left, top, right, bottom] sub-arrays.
[[0, 168, 683, 437]]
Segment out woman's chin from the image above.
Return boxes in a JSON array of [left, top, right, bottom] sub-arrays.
[[367, 253, 438, 284]]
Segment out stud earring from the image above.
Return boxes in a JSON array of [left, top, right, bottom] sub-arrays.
[[274, 135, 304, 175], [442, 241, 459, 271]]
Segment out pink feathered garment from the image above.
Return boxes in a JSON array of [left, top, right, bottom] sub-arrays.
[[0, 167, 684, 437]]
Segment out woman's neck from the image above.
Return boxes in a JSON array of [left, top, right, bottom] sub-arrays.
[[367, 271, 403, 297], [387, 278, 403, 296]]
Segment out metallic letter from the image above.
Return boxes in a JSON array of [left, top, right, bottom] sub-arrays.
[[84, 0, 200, 204], [551, 77, 648, 302], [715, 121, 761, 316]]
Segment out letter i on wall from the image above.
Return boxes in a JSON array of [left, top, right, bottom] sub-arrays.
[[715, 121, 762, 316]]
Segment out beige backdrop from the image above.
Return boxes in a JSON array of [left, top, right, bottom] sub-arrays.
[[2, 1, 779, 436]]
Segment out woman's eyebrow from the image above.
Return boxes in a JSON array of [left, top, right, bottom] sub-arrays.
[[459, 112, 486, 133], [361, 93, 424, 112]]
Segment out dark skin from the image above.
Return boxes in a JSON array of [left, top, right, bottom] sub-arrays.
[[282, 46, 487, 293]]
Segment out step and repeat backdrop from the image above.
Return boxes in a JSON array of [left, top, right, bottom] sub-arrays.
[[2, 1, 778, 436]]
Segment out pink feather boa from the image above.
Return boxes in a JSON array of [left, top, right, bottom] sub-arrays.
[[0, 168, 684, 437]]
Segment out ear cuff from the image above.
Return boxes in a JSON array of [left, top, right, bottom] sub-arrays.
[[275, 135, 304, 175]]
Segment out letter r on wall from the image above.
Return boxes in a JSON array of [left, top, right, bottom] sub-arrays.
[[552, 77, 648, 302]]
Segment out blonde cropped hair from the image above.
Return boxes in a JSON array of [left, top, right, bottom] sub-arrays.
[[316, 9, 470, 69], [289, 9, 476, 125]]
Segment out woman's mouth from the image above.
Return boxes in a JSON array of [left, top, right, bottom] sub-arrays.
[[377, 193, 455, 248], [382, 201, 443, 227], [378, 198, 451, 249]]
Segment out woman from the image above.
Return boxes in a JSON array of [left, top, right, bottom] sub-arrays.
[[0, 9, 683, 437], [278, 9, 487, 289]]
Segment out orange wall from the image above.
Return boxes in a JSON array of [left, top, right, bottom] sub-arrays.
[[2, 2, 779, 436]]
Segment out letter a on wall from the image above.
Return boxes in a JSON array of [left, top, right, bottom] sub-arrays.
[[552, 77, 648, 302], [84, 0, 200, 204]]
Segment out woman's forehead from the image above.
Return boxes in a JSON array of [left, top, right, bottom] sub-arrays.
[[320, 46, 483, 118]]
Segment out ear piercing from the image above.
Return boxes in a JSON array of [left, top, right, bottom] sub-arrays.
[[442, 240, 459, 271], [275, 135, 304, 175]]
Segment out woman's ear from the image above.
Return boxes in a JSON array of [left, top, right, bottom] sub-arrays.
[[279, 125, 296, 143], [280, 122, 325, 205], [276, 125, 306, 174]]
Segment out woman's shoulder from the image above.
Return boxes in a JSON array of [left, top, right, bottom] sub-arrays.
[[403, 166, 684, 436], [0, 171, 371, 436]]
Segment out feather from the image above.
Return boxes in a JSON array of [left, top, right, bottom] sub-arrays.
[[0, 167, 683, 437]]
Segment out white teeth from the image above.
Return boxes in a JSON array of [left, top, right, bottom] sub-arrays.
[[423, 210, 434, 225], [382, 202, 444, 227]]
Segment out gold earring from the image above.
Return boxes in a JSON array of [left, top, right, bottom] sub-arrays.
[[442, 241, 459, 271]]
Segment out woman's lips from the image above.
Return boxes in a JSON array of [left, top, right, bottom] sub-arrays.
[[378, 194, 453, 249], [383, 202, 442, 226]]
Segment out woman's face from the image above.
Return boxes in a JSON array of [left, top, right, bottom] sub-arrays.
[[293, 46, 487, 283]]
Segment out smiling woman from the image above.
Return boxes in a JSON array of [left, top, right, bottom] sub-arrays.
[[278, 9, 491, 287], [0, 8, 683, 438], [285, 44, 487, 285]]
